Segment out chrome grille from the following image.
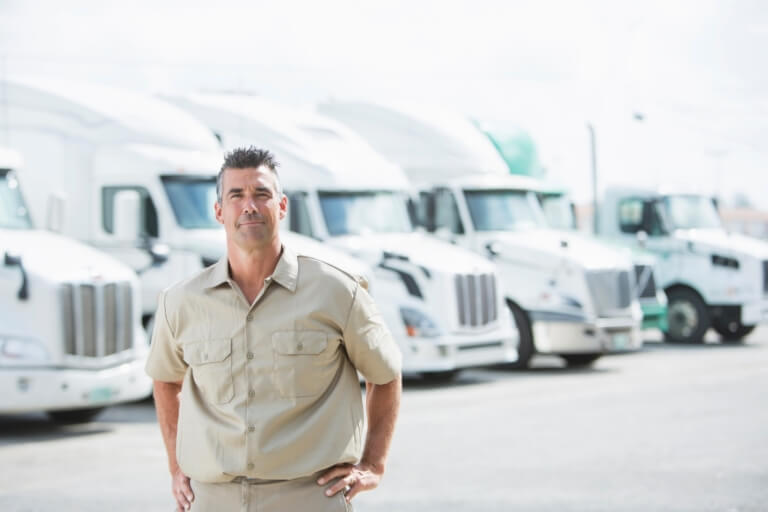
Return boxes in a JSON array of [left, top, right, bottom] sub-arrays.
[[455, 273, 498, 327], [764, 261, 768, 295], [633, 264, 658, 299], [60, 282, 134, 358], [586, 270, 632, 317]]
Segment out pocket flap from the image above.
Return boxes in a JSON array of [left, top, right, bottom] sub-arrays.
[[272, 331, 328, 355], [184, 339, 232, 365]]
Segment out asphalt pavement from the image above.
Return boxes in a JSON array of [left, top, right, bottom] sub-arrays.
[[1, 328, 766, 511]]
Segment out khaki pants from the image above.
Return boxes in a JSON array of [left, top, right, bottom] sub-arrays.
[[190, 473, 353, 512]]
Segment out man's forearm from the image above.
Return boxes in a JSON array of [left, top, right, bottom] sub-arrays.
[[361, 375, 402, 473], [153, 380, 183, 474]]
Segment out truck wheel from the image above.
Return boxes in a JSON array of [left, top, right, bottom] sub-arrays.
[[47, 407, 106, 424], [664, 288, 710, 343], [507, 303, 534, 369], [562, 354, 601, 368], [712, 319, 755, 342]]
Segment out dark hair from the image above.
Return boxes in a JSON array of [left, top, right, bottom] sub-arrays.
[[217, 146, 281, 202]]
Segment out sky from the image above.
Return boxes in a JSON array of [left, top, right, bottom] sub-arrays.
[[1, 0, 766, 207]]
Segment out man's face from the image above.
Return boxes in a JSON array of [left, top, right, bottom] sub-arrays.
[[214, 166, 287, 251]]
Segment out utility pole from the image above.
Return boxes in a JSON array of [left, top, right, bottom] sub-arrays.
[[587, 122, 598, 234]]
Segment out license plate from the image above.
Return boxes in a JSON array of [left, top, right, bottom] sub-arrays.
[[613, 333, 629, 349], [88, 387, 114, 402]]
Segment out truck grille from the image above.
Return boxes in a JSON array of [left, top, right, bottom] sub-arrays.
[[633, 264, 658, 299], [60, 282, 134, 358], [764, 261, 768, 295], [586, 270, 632, 317], [455, 273, 498, 327]]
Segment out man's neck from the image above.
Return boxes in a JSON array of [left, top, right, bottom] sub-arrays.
[[227, 238, 282, 305]]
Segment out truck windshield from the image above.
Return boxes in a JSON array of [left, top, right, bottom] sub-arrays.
[[0, 170, 33, 229], [464, 189, 545, 231], [539, 193, 575, 230], [661, 195, 722, 230], [318, 191, 413, 236], [161, 176, 219, 229]]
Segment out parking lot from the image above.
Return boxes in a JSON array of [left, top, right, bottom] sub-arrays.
[[1, 329, 767, 512]]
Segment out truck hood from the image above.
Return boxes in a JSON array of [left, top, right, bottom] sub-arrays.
[[328, 232, 496, 273], [674, 229, 768, 259], [479, 229, 633, 271], [178, 229, 374, 280], [1, 229, 137, 282]]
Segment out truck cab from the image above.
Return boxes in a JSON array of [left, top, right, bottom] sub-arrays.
[[164, 92, 520, 380], [600, 187, 768, 342], [1, 147, 151, 422], [0, 77, 374, 339], [319, 101, 644, 368]]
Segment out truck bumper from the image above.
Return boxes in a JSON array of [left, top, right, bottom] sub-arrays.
[[741, 298, 768, 325], [0, 358, 152, 413], [641, 301, 668, 331], [399, 325, 519, 374], [532, 315, 642, 355]]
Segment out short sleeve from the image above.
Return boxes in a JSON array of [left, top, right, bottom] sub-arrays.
[[145, 291, 187, 382], [343, 283, 402, 384]]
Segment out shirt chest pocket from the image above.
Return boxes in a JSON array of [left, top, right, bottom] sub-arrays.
[[272, 331, 337, 398], [183, 339, 234, 404]]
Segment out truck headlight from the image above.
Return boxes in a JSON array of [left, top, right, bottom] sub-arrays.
[[399, 307, 442, 338], [0, 336, 50, 364]]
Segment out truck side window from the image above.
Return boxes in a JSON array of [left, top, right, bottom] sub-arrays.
[[102, 186, 159, 238], [618, 198, 644, 233], [288, 192, 314, 238], [434, 188, 464, 235]]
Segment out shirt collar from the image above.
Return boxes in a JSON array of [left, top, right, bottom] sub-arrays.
[[203, 245, 298, 293]]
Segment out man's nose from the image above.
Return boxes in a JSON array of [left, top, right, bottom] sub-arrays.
[[242, 196, 258, 214]]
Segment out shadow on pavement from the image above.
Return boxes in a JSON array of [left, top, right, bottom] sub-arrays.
[[0, 414, 113, 444], [642, 339, 759, 350]]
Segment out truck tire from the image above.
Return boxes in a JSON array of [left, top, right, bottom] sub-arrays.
[[47, 407, 106, 424], [507, 303, 534, 369], [664, 288, 710, 343], [562, 354, 601, 368], [712, 319, 755, 342]]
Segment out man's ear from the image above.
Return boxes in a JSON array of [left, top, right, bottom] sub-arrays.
[[214, 201, 224, 225], [279, 194, 288, 220]]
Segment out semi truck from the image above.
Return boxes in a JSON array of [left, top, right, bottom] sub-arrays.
[[1, 146, 151, 422], [318, 101, 643, 368], [0, 77, 374, 339], [600, 187, 768, 342], [533, 183, 668, 332], [163, 92, 519, 379]]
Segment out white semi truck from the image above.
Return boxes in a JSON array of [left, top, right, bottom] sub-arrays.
[[319, 101, 643, 368], [532, 183, 668, 333], [1, 146, 151, 422], [0, 77, 373, 340], [163, 92, 519, 379], [600, 187, 768, 343]]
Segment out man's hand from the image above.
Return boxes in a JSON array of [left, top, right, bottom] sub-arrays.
[[172, 467, 194, 511], [317, 462, 383, 502]]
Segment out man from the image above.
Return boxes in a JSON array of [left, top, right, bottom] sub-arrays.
[[146, 147, 402, 511]]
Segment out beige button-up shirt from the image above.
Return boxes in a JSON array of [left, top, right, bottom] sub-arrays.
[[145, 245, 401, 483]]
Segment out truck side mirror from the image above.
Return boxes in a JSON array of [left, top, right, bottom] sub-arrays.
[[46, 193, 67, 233], [434, 227, 455, 244], [113, 190, 141, 242]]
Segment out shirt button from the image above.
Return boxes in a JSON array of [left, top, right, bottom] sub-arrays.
[[296, 343, 303, 351], [247, 313, 254, 321], [248, 425, 255, 432], [248, 390, 255, 398], [247, 352, 254, 360], [247, 463, 254, 470], [202, 353, 208, 361]]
